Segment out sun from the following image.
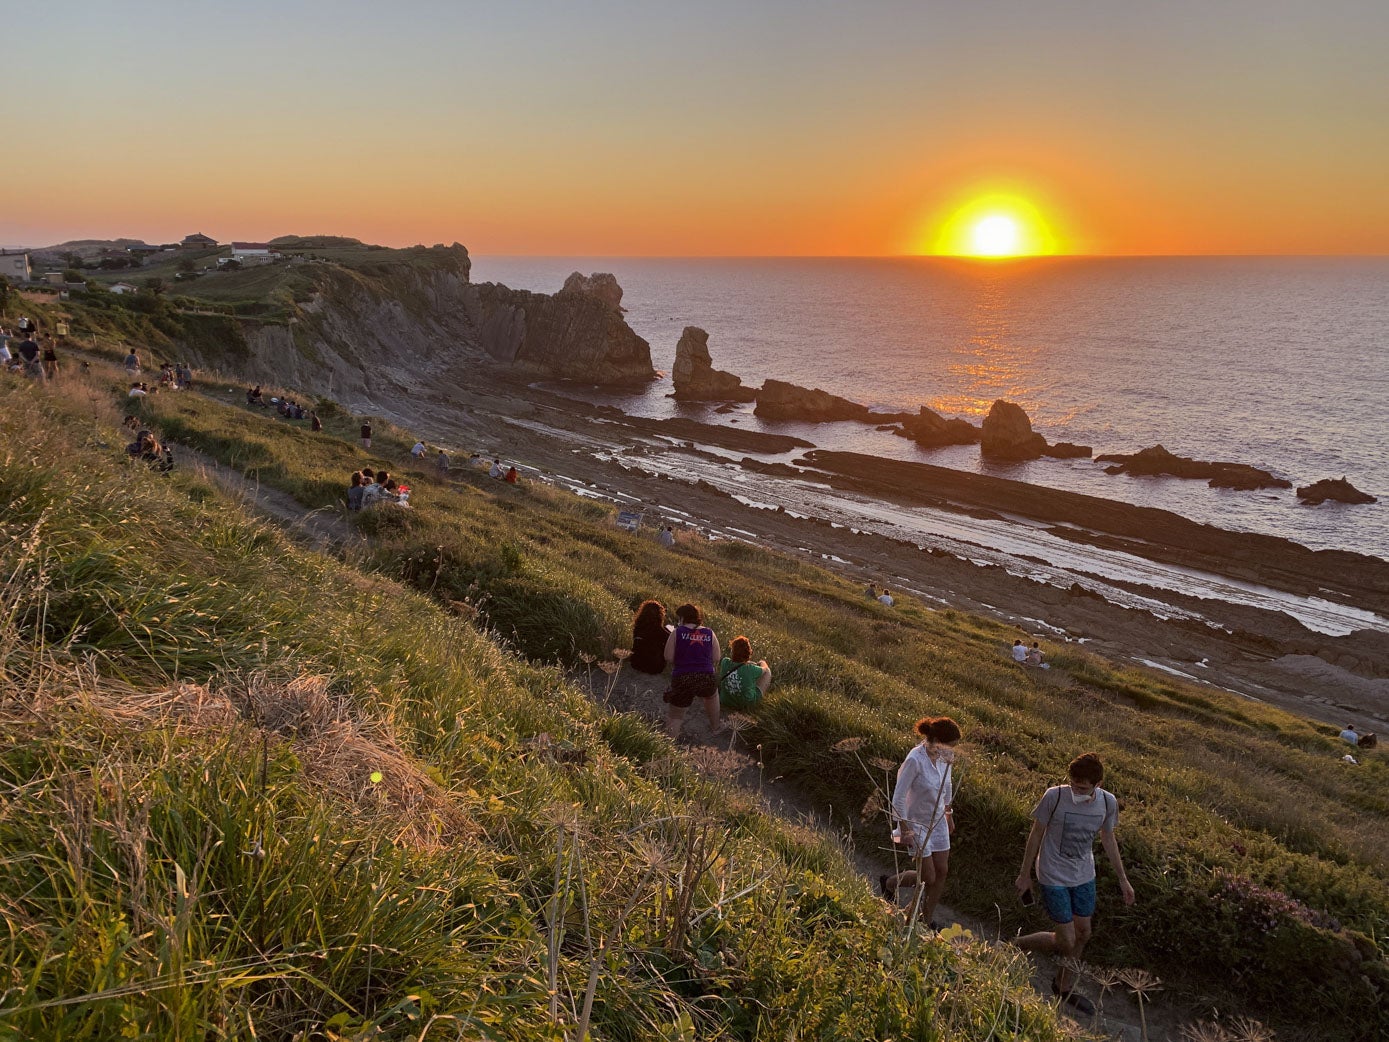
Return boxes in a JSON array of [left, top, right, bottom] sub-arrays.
[[970, 215, 1022, 257], [929, 193, 1059, 258]]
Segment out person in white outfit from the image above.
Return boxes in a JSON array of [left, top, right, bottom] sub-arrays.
[[880, 716, 961, 928]]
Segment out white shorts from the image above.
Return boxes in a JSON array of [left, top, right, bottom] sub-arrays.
[[899, 819, 950, 857]]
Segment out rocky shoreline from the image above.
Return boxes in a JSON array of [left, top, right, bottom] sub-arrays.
[[359, 369, 1389, 735]]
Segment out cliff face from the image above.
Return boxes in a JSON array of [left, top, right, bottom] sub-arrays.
[[473, 274, 655, 386], [173, 246, 655, 402]]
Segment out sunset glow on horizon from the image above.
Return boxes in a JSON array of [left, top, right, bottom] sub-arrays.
[[2, 3, 1387, 257]]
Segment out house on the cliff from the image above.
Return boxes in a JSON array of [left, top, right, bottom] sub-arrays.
[[226, 242, 280, 267], [0, 250, 30, 282], [180, 232, 218, 249]]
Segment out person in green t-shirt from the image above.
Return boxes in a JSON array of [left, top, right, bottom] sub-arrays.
[[717, 636, 772, 710]]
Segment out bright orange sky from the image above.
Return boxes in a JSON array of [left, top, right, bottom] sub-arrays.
[[4, 3, 1388, 256]]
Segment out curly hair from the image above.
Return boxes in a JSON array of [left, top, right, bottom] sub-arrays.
[[729, 636, 752, 663], [914, 716, 961, 744]]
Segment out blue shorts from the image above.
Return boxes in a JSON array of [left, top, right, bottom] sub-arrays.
[[1039, 880, 1097, 924]]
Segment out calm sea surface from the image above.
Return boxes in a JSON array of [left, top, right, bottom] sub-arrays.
[[472, 257, 1389, 558]]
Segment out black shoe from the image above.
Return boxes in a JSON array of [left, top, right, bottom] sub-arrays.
[[928, 920, 942, 933], [878, 875, 894, 900], [1051, 980, 1095, 1016]]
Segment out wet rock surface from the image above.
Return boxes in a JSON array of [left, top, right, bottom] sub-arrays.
[[1097, 444, 1291, 491], [754, 379, 874, 422], [980, 399, 1048, 460], [1297, 477, 1377, 505], [894, 406, 981, 448]]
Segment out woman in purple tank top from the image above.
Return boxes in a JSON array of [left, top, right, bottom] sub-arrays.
[[662, 602, 722, 740]]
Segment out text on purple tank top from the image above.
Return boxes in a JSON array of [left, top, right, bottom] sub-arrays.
[[672, 626, 715, 675]]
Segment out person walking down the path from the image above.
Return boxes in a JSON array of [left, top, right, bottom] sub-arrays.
[[878, 588, 894, 607], [504, 466, 518, 484], [360, 421, 372, 450], [881, 716, 960, 929], [658, 525, 676, 548], [629, 600, 670, 676], [717, 636, 772, 711], [1013, 752, 1135, 1017], [663, 603, 721, 740], [435, 448, 450, 473], [41, 338, 58, 379], [346, 471, 366, 512]]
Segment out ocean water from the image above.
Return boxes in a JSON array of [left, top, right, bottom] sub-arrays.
[[472, 256, 1389, 559]]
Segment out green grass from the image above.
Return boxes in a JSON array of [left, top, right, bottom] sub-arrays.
[[1, 362, 1074, 1039], [122, 371, 1389, 1041]]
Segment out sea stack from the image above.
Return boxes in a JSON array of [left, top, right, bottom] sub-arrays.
[[1097, 445, 1291, 491], [980, 400, 1048, 460], [894, 406, 981, 448], [670, 327, 757, 402], [1296, 477, 1377, 505]]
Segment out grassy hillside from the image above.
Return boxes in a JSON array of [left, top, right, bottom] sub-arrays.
[[2, 358, 1071, 1036], [5, 321, 1388, 1038], [140, 375, 1389, 1041]]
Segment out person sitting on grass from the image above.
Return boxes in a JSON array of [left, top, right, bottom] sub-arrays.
[[1026, 642, 1048, 668], [662, 602, 721, 740], [362, 470, 391, 507], [881, 716, 959, 930], [126, 430, 173, 474], [346, 471, 366, 512], [1012, 639, 1028, 663], [877, 588, 894, 607], [629, 600, 670, 676], [717, 636, 772, 711], [1013, 752, 1135, 1017], [489, 458, 504, 478], [247, 385, 266, 407], [504, 465, 518, 484], [411, 440, 426, 459]]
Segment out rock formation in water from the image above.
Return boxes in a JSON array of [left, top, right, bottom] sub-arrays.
[[1097, 445, 1291, 491], [1296, 477, 1377, 505], [894, 407, 981, 448], [754, 379, 874, 422], [1044, 442, 1094, 459], [670, 327, 757, 402], [980, 400, 1049, 460], [474, 272, 655, 386]]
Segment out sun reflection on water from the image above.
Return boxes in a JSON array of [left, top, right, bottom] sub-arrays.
[[931, 269, 1042, 418]]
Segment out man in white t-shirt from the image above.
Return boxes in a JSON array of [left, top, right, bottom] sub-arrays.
[[411, 440, 426, 459], [1011, 639, 1028, 663], [878, 589, 894, 607], [128, 382, 148, 398], [1340, 725, 1360, 746]]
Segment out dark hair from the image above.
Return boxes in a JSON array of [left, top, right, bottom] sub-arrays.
[[730, 636, 752, 663], [362, 468, 375, 479], [915, 716, 961, 744], [633, 599, 666, 631], [675, 603, 702, 626], [350, 471, 362, 487], [1068, 753, 1104, 785], [377, 471, 390, 484]]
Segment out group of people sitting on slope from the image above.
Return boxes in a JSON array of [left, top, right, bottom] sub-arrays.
[[1012, 638, 1048, 668], [411, 439, 452, 473], [346, 468, 410, 510], [628, 599, 772, 740], [244, 385, 322, 430], [880, 717, 1134, 1016]]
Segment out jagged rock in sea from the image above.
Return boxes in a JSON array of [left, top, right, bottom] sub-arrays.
[[1044, 442, 1093, 459], [980, 400, 1048, 461], [893, 406, 981, 449], [474, 273, 655, 387], [1097, 444, 1292, 491], [754, 379, 873, 422], [559, 271, 624, 311], [670, 327, 757, 402], [1296, 477, 1377, 505]]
